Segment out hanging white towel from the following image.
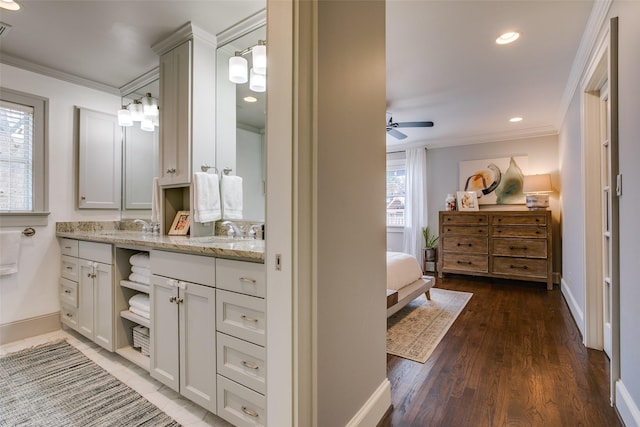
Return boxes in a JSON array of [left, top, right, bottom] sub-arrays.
[[193, 172, 222, 223], [221, 175, 243, 220], [150, 177, 161, 224], [0, 231, 21, 275]]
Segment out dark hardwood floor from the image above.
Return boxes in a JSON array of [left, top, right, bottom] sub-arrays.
[[384, 275, 622, 427]]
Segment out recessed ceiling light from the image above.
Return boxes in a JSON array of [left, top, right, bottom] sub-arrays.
[[496, 31, 520, 45], [0, 0, 21, 11], [243, 96, 258, 103], [509, 117, 523, 123]]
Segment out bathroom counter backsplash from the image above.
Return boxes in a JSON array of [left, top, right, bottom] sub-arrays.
[[56, 221, 264, 262]]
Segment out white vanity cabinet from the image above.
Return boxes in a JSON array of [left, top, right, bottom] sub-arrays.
[[149, 250, 217, 413], [215, 258, 267, 427], [59, 239, 114, 351]]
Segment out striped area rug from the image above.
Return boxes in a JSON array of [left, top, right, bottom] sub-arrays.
[[0, 340, 180, 427]]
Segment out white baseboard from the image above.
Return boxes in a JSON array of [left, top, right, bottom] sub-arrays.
[[561, 278, 584, 338], [616, 379, 640, 427], [345, 378, 391, 427], [0, 312, 61, 345]]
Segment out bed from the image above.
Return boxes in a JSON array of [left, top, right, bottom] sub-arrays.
[[387, 251, 435, 317]]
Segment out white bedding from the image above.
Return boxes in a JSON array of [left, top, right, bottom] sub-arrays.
[[386, 251, 423, 291]]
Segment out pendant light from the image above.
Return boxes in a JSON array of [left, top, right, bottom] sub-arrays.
[[117, 107, 133, 127], [130, 100, 144, 122], [252, 40, 267, 75], [141, 93, 158, 117], [229, 54, 248, 84]]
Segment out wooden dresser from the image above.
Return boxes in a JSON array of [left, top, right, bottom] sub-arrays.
[[438, 210, 552, 289]]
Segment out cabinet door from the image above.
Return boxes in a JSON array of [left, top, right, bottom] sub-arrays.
[[159, 40, 191, 185], [179, 282, 216, 412], [78, 260, 95, 340], [78, 108, 122, 209], [150, 275, 180, 391], [93, 262, 114, 351]]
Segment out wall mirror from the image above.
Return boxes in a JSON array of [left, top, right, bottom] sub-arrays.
[[120, 79, 159, 217], [216, 18, 266, 222]]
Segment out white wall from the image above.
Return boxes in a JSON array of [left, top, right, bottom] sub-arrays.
[[236, 128, 265, 221], [559, 2, 640, 424], [0, 64, 121, 326]]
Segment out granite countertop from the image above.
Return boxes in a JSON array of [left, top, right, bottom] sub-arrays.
[[56, 223, 264, 262]]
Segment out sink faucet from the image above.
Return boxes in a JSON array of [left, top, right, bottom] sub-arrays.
[[133, 219, 151, 233], [248, 224, 263, 240], [221, 220, 243, 238]]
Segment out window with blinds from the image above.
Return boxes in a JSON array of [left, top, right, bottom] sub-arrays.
[[386, 159, 406, 227], [0, 100, 34, 211]]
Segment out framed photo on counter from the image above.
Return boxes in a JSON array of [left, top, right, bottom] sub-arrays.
[[168, 210, 191, 235], [456, 191, 479, 211]]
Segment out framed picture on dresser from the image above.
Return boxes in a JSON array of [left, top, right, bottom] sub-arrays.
[[456, 191, 479, 211]]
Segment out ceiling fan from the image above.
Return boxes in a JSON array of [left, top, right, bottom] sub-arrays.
[[386, 116, 434, 140]]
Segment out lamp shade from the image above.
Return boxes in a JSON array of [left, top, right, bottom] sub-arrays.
[[252, 42, 267, 75], [117, 107, 133, 127], [229, 55, 248, 84], [141, 93, 158, 117], [130, 101, 144, 122], [140, 116, 155, 132], [249, 68, 266, 92], [523, 174, 552, 194]]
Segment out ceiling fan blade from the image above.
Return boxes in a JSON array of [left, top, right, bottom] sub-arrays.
[[387, 128, 407, 139], [395, 121, 434, 128]]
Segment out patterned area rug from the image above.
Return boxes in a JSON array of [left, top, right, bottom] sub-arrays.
[[0, 340, 180, 427], [387, 288, 472, 363]]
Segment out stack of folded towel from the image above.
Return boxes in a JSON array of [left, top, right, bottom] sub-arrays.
[[129, 252, 150, 286], [129, 293, 150, 319]]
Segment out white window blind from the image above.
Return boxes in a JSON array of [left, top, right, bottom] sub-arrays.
[[0, 100, 34, 211], [386, 158, 406, 227]]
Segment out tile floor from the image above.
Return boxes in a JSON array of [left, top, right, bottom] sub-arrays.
[[0, 328, 233, 427]]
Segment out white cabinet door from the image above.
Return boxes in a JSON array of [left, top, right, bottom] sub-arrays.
[[78, 108, 121, 209], [78, 260, 95, 340], [179, 282, 216, 412], [150, 275, 180, 391], [93, 262, 113, 351], [159, 40, 191, 186]]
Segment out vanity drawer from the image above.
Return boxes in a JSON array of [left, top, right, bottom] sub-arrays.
[[216, 290, 265, 346], [441, 213, 488, 226], [60, 305, 78, 330], [492, 257, 548, 279], [61, 255, 79, 282], [217, 332, 266, 394], [59, 277, 78, 307], [493, 214, 547, 226], [217, 375, 266, 427], [441, 225, 487, 236], [216, 259, 266, 298], [79, 241, 112, 265], [442, 253, 488, 273], [150, 250, 215, 286], [59, 238, 79, 257], [492, 238, 547, 258], [492, 226, 547, 238]]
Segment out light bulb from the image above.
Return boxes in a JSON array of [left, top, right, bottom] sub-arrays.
[[229, 55, 248, 84]]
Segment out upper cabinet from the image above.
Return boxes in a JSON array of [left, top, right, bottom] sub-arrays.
[[153, 23, 217, 187], [77, 108, 121, 209]]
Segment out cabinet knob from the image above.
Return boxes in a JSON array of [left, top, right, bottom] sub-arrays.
[[64, 289, 71, 294], [169, 296, 177, 303], [81, 196, 86, 200], [66, 313, 73, 318], [166, 168, 176, 174]]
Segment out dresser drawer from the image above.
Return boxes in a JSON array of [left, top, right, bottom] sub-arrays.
[[442, 254, 488, 273], [492, 226, 547, 238], [61, 255, 79, 282], [59, 277, 78, 307], [217, 332, 266, 394], [441, 225, 487, 236], [441, 213, 488, 225], [216, 290, 266, 346], [61, 305, 78, 330], [217, 375, 266, 427], [493, 238, 547, 258], [59, 238, 79, 257], [442, 236, 488, 254], [492, 257, 548, 279], [150, 250, 215, 286], [216, 259, 266, 298], [79, 241, 112, 265], [493, 214, 547, 226]]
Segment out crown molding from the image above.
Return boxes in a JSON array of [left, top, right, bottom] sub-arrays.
[[0, 54, 120, 95], [556, 0, 613, 129], [151, 21, 218, 56], [119, 67, 159, 96], [216, 9, 266, 47]]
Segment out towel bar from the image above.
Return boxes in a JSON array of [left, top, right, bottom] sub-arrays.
[[22, 227, 36, 237]]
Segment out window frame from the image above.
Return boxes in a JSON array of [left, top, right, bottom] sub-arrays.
[[0, 87, 49, 226], [386, 154, 406, 231]]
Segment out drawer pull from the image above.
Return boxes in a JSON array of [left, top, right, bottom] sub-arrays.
[[240, 277, 257, 284], [510, 264, 529, 270], [456, 260, 472, 265], [241, 314, 259, 323], [457, 243, 472, 247], [66, 266, 73, 270], [66, 313, 73, 318], [509, 246, 528, 250], [169, 296, 177, 303], [241, 360, 259, 370], [65, 246, 72, 249], [64, 289, 72, 294], [241, 406, 259, 418]]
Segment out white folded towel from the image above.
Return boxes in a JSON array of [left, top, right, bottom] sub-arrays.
[[221, 175, 243, 219], [129, 272, 151, 285], [131, 266, 151, 277], [0, 231, 21, 275], [193, 172, 221, 223], [129, 306, 150, 319], [129, 293, 150, 311], [150, 177, 161, 224], [129, 252, 150, 268]]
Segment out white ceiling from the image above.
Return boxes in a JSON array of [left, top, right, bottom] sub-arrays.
[[0, 0, 594, 148]]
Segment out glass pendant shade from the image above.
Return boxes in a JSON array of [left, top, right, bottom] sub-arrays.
[[252, 43, 267, 75], [249, 68, 266, 92], [117, 108, 133, 126], [229, 55, 248, 84], [142, 93, 158, 116], [140, 116, 155, 132], [130, 101, 144, 122]]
